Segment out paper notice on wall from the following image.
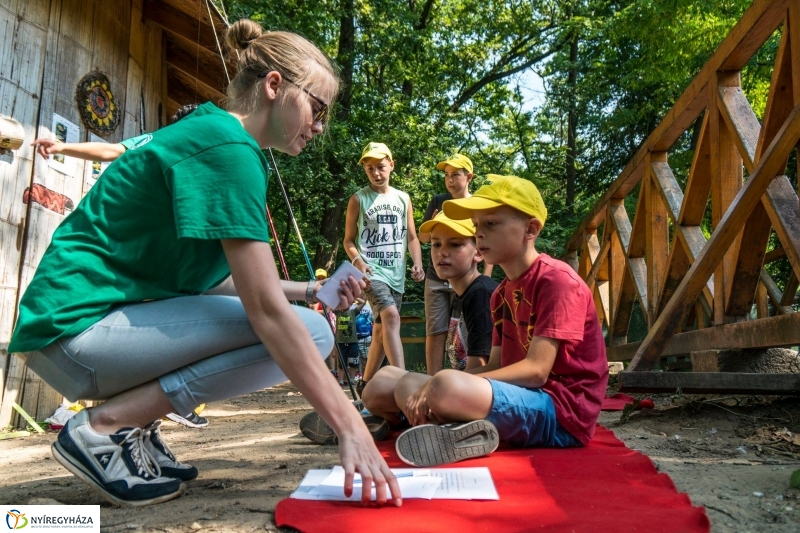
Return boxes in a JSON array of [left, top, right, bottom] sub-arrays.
[[86, 133, 110, 189], [48, 113, 80, 176]]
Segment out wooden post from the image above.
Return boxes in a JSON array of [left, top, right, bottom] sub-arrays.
[[710, 71, 745, 325], [645, 154, 669, 328]]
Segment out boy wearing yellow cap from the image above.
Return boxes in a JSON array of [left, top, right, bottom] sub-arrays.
[[344, 142, 424, 392], [362, 211, 497, 424], [419, 154, 485, 375], [380, 175, 608, 467]]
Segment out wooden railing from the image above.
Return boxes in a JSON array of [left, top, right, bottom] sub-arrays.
[[564, 0, 800, 394]]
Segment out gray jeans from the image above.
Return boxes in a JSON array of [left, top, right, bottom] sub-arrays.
[[26, 296, 333, 416]]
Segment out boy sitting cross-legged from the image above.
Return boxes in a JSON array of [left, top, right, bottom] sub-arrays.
[[362, 212, 497, 428], [362, 175, 608, 467]]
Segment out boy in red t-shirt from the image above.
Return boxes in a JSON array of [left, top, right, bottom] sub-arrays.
[[389, 174, 608, 467]]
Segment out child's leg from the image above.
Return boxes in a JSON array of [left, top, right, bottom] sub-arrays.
[[361, 366, 410, 424], [362, 322, 385, 382], [379, 305, 404, 370], [423, 278, 452, 375], [410, 369, 493, 423]]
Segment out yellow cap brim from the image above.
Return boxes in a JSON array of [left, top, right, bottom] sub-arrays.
[[436, 159, 471, 172], [359, 151, 392, 164], [419, 218, 474, 237], [443, 196, 504, 220]]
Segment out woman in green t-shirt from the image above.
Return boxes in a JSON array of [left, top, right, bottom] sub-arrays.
[[9, 19, 402, 508]]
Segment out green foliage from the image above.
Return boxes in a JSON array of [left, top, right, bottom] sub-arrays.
[[223, 0, 780, 279]]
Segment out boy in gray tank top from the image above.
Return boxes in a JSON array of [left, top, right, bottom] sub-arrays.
[[343, 142, 425, 394]]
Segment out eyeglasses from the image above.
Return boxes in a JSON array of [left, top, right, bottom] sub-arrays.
[[258, 72, 330, 125]]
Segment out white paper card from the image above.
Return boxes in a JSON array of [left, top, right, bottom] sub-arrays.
[[314, 261, 366, 309], [291, 466, 498, 501], [49, 113, 80, 176]]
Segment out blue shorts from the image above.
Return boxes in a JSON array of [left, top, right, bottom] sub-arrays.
[[485, 379, 582, 448], [337, 342, 360, 368]]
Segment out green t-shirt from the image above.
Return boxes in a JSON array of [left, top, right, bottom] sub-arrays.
[[9, 103, 270, 353]]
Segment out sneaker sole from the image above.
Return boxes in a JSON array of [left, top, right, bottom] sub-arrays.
[[52, 442, 185, 507], [165, 413, 208, 428], [299, 410, 389, 445], [395, 420, 500, 467]]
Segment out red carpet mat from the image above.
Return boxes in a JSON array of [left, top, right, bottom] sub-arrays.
[[275, 425, 709, 533], [603, 392, 655, 411]]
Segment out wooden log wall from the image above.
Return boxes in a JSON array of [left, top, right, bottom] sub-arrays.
[[0, 0, 167, 428], [564, 0, 800, 394]]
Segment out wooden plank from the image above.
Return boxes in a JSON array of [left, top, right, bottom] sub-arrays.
[[718, 85, 760, 170], [764, 246, 785, 263], [710, 73, 744, 325], [756, 20, 794, 165], [0, 0, 50, 423], [726, 200, 771, 316], [608, 208, 625, 331], [565, 251, 578, 272], [628, 185, 647, 258], [755, 280, 769, 318], [645, 163, 669, 326], [657, 237, 692, 318], [166, 33, 230, 94], [142, 0, 218, 51], [762, 176, 800, 283], [612, 265, 636, 341], [167, 65, 224, 109], [596, 281, 610, 328], [629, 103, 800, 370], [650, 161, 684, 222], [578, 231, 599, 280], [609, 202, 632, 253], [679, 112, 712, 225], [618, 372, 800, 395], [609, 311, 800, 362], [585, 236, 611, 289], [781, 273, 798, 307], [760, 268, 793, 314], [628, 258, 648, 314]]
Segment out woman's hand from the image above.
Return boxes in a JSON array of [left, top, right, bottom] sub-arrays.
[[31, 139, 61, 158], [314, 275, 367, 311], [338, 424, 402, 506]]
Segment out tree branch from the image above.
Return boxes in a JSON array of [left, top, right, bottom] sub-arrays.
[[414, 0, 436, 30]]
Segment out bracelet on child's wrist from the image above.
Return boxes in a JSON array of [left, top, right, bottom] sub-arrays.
[[305, 280, 316, 305], [351, 255, 362, 264]]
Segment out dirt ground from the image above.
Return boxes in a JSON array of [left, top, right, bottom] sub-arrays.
[[2, 380, 800, 533]]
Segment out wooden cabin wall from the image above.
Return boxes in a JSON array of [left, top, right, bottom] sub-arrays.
[[0, 0, 167, 428]]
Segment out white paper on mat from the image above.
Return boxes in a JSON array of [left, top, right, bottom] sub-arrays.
[[290, 466, 498, 501], [314, 262, 366, 309], [49, 113, 80, 177]]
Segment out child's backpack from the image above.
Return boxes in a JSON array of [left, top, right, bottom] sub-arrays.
[[356, 310, 373, 338]]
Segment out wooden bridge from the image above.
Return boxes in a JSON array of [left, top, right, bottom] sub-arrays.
[[565, 0, 800, 395]]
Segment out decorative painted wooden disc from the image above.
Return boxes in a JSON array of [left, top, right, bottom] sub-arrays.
[[75, 70, 119, 135]]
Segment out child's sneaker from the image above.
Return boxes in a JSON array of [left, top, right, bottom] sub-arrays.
[[395, 420, 500, 467], [165, 411, 209, 428], [51, 410, 185, 506], [299, 410, 389, 445], [143, 420, 198, 481]]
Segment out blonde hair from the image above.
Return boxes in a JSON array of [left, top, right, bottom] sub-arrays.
[[224, 19, 339, 114]]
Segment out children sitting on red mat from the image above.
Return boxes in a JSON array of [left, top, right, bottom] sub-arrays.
[[361, 175, 609, 467]]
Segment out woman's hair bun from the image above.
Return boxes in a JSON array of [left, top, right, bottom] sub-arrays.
[[225, 19, 263, 52]]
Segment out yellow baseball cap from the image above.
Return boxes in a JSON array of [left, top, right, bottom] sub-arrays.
[[418, 212, 476, 237], [315, 268, 328, 278], [436, 154, 473, 174], [358, 142, 393, 164], [443, 174, 547, 226]]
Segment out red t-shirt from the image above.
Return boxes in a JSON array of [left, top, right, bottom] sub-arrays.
[[490, 254, 608, 444]]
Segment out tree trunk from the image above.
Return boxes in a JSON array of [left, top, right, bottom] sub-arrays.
[[313, 0, 355, 271], [566, 29, 578, 215]]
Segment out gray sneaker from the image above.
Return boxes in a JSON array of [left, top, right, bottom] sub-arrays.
[[51, 410, 185, 506], [143, 420, 198, 481], [395, 420, 500, 467]]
